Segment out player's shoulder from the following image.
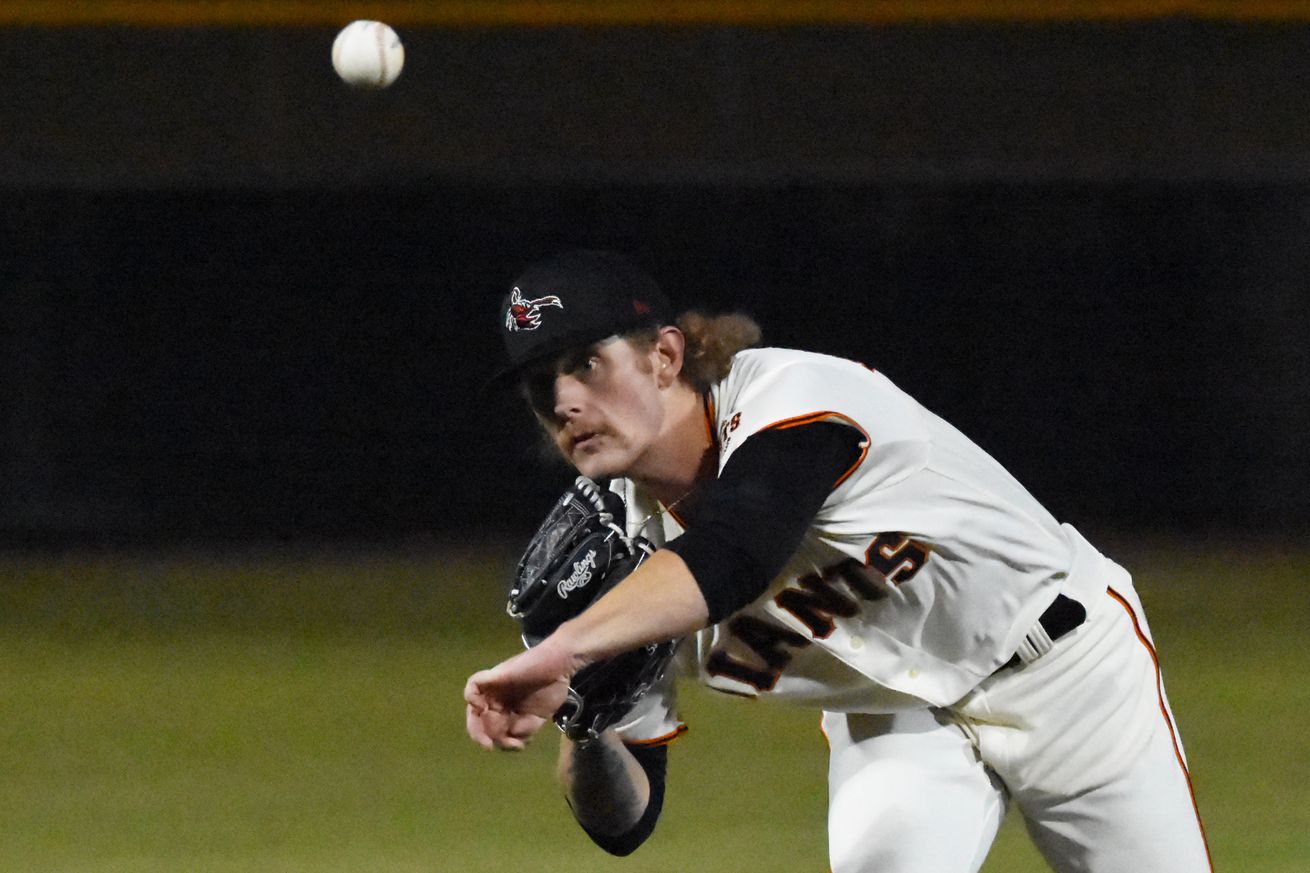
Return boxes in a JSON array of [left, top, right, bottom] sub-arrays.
[[725, 346, 876, 385], [709, 346, 910, 443], [717, 346, 883, 405], [730, 345, 865, 369]]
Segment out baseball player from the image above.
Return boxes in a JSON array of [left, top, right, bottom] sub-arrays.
[[465, 250, 1212, 872]]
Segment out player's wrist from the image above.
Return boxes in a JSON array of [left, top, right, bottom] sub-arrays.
[[537, 624, 593, 677]]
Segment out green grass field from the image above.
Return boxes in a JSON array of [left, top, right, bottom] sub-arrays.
[[2, 536, 1307, 872]]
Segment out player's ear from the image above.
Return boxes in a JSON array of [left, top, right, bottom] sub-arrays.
[[652, 326, 685, 388]]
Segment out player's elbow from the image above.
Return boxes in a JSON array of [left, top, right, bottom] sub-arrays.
[[566, 741, 668, 856], [567, 782, 663, 856], [580, 801, 662, 856]]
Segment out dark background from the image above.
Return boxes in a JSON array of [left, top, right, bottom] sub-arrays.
[[4, 18, 1309, 544]]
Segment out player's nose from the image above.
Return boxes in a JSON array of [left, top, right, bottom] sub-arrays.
[[552, 374, 586, 420]]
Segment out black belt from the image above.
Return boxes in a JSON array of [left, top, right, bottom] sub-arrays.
[[1001, 593, 1087, 670]]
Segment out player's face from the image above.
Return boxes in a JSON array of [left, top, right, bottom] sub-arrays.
[[522, 336, 668, 480]]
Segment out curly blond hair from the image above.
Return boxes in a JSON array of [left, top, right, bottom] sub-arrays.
[[624, 311, 762, 389], [672, 311, 763, 391]]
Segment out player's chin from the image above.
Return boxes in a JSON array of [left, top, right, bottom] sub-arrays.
[[569, 448, 629, 482]]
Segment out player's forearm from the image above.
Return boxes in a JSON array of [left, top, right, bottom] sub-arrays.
[[553, 549, 709, 665], [558, 732, 651, 836]]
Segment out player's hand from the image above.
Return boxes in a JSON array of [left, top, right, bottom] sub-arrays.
[[464, 636, 578, 751]]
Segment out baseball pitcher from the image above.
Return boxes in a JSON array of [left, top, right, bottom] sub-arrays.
[[465, 250, 1212, 872]]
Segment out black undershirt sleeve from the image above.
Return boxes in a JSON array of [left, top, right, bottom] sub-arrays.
[[578, 423, 860, 856], [664, 421, 866, 624], [578, 743, 667, 856]]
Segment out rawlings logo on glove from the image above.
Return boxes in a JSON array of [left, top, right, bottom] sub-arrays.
[[507, 476, 677, 743], [558, 550, 599, 598]]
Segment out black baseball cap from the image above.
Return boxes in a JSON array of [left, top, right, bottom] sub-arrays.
[[487, 250, 673, 389]]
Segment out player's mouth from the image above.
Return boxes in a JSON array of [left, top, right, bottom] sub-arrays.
[[571, 430, 601, 452]]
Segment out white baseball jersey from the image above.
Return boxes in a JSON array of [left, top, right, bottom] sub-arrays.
[[607, 347, 1211, 872], [613, 346, 1113, 740]]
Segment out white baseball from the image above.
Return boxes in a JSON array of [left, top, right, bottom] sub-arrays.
[[331, 20, 404, 88]]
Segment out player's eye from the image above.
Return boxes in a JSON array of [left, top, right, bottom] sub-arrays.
[[559, 350, 601, 378]]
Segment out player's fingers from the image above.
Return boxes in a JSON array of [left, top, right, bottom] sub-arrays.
[[465, 703, 495, 749], [496, 735, 528, 751], [466, 695, 545, 751], [471, 701, 536, 751], [463, 670, 494, 706], [463, 675, 498, 748], [507, 713, 548, 741]]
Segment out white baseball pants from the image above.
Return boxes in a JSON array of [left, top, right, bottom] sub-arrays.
[[823, 576, 1212, 873]]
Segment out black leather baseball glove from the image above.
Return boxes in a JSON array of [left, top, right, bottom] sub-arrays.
[[507, 476, 678, 743]]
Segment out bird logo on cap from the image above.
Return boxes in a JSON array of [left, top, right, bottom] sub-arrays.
[[505, 287, 563, 332]]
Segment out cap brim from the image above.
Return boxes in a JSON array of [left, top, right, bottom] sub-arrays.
[[482, 306, 674, 395], [480, 324, 615, 395]]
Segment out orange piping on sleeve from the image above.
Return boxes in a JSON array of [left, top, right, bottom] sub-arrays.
[[762, 410, 870, 488]]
